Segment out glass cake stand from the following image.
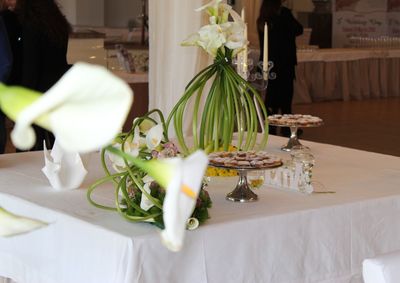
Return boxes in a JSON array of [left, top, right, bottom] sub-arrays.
[[268, 122, 323, 152], [210, 162, 282, 202]]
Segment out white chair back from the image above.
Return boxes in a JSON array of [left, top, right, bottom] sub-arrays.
[[363, 250, 400, 283]]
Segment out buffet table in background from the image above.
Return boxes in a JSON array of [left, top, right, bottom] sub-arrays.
[[1, 136, 400, 283], [294, 48, 400, 103]]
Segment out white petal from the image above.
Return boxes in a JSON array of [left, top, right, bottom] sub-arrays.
[[146, 124, 163, 150], [140, 182, 155, 211], [10, 124, 36, 150], [160, 151, 208, 252], [181, 33, 201, 47], [11, 62, 133, 153], [132, 127, 140, 151], [0, 207, 47, 237], [195, 0, 221, 12]]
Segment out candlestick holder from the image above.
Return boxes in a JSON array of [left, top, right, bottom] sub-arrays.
[[233, 56, 276, 91]]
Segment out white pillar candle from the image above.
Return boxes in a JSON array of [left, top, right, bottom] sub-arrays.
[[240, 8, 248, 80], [243, 24, 248, 78], [263, 23, 269, 80]]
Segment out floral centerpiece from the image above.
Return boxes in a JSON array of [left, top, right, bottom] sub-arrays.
[[0, 63, 210, 251], [87, 110, 212, 231], [167, 0, 269, 155]]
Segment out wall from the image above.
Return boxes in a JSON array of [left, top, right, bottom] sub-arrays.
[[104, 0, 144, 28], [76, 0, 105, 26], [57, 0, 142, 27]]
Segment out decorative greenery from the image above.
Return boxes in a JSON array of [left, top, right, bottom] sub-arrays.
[[166, 1, 269, 156], [87, 110, 212, 229]]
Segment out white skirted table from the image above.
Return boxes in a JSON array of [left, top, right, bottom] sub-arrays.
[[1, 136, 400, 283], [294, 48, 400, 103]]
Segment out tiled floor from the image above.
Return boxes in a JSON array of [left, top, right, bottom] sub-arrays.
[[4, 97, 400, 157]]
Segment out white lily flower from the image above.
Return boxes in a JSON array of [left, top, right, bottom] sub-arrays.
[[220, 3, 243, 24], [140, 175, 155, 211], [5, 62, 133, 153], [186, 218, 199, 230], [146, 124, 163, 150], [108, 139, 140, 172], [0, 207, 47, 237], [138, 119, 156, 134], [195, 0, 222, 15], [201, 24, 227, 57], [221, 22, 247, 50], [183, 23, 226, 57], [160, 150, 208, 252], [131, 126, 141, 155]]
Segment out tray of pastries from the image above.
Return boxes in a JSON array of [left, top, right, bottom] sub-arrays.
[[268, 114, 323, 127], [208, 151, 282, 170]]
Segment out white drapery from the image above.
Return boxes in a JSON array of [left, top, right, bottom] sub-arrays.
[[241, 0, 262, 47], [148, 0, 210, 135]]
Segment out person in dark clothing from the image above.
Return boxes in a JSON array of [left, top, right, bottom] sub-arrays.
[[0, 0, 22, 86], [0, 17, 12, 82], [0, 17, 12, 153], [257, 0, 303, 135], [0, 0, 21, 154], [15, 0, 72, 151]]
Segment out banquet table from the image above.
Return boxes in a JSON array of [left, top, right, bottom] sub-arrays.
[[1, 136, 400, 283], [294, 48, 400, 103]]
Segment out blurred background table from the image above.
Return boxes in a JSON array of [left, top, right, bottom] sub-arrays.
[[294, 48, 400, 103]]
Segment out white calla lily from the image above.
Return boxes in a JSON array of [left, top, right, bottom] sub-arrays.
[[182, 24, 226, 57], [146, 124, 163, 150], [186, 217, 199, 230], [140, 175, 155, 211], [195, 0, 222, 14], [160, 150, 208, 252], [221, 22, 247, 51], [221, 3, 243, 24], [4, 62, 133, 153], [0, 207, 47, 237], [138, 119, 156, 134], [131, 126, 141, 155], [108, 142, 139, 172]]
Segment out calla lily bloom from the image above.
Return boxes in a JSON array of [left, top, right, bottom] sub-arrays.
[[138, 119, 156, 134], [105, 148, 208, 251], [160, 150, 208, 252], [0, 207, 47, 237], [182, 0, 245, 57], [195, 0, 222, 15], [146, 124, 163, 150], [182, 24, 226, 57], [140, 175, 155, 211], [0, 62, 133, 153], [108, 127, 141, 172]]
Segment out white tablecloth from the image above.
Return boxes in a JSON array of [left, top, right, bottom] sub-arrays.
[[294, 48, 400, 103], [1, 136, 400, 283]]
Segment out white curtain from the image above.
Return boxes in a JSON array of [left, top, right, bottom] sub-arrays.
[[242, 0, 262, 48], [148, 0, 210, 135]]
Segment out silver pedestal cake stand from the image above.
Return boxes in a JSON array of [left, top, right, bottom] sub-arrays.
[[210, 163, 282, 203], [269, 122, 323, 152]]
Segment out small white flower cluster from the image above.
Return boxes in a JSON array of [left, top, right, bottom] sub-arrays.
[[182, 0, 247, 57]]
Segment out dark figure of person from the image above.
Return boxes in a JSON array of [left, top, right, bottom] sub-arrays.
[[0, 0, 22, 86], [0, 0, 21, 153], [15, 0, 72, 151], [0, 17, 12, 82], [257, 0, 303, 136], [0, 16, 12, 154]]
